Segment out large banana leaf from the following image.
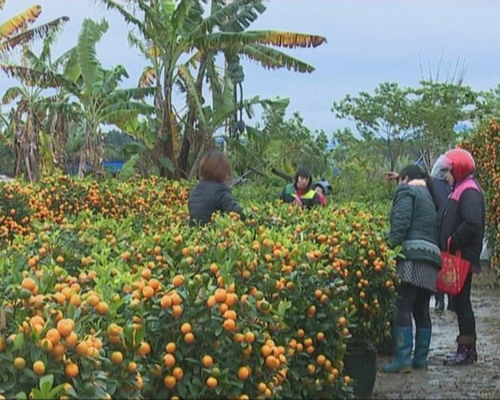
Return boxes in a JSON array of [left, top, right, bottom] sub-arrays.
[[0, 64, 78, 92], [205, 55, 223, 103], [0, 17, 68, 54], [239, 44, 315, 73], [98, 0, 144, 32], [212, 0, 266, 32], [77, 19, 109, 94], [2, 86, 22, 104], [178, 64, 207, 129], [0, 5, 41, 38], [101, 101, 155, 124], [190, 0, 263, 38], [127, 32, 149, 59], [194, 31, 326, 52], [176, 0, 205, 37], [113, 87, 155, 101]]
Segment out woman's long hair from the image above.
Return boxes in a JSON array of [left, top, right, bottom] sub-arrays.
[[398, 165, 439, 210]]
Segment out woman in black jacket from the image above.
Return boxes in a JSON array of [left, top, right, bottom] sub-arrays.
[[430, 155, 453, 311], [383, 165, 442, 373], [439, 148, 485, 366], [188, 151, 245, 226]]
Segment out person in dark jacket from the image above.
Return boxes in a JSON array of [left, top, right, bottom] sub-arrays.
[[430, 155, 453, 312], [279, 167, 321, 208], [382, 165, 442, 373], [188, 151, 245, 226], [439, 148, 485, 366]]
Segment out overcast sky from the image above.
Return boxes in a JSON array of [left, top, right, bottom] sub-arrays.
[[2, 0, 500, 134]]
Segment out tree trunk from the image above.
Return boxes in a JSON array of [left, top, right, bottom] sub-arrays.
[[78, 124, 92, 178]]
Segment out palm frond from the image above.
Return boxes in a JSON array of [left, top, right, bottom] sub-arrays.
[[240, 44, 315, 73], [0, 17, 69, 54], [0, 5, 42, 38]]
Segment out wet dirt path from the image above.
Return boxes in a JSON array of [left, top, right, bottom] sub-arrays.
[[373, 286, 500, 399]]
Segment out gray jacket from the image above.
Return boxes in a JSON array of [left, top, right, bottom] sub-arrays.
[[188, 181, 245, 226]]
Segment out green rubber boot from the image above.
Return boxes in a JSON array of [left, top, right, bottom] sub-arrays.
[[412, 328, 431, 369], [382, 327, 413, 373]]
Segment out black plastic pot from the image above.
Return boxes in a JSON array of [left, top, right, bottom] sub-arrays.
[[343, 348, 377, 399]]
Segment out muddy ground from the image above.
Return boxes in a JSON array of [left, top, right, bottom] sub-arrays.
[[373, 278, 500, 399]]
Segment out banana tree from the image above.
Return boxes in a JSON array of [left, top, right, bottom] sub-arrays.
[[67, 19, 155, 177], [0, 1, 68, 55], [99, 0, 326, 177], [177, 63, 288, 178], [2, 19, 155, 178]]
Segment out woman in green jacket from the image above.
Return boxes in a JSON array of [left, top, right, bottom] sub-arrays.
[[383, 165, 442, 373]]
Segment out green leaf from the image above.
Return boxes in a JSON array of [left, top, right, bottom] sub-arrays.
[[14, 391, 28, 400], [276, 300, 292, 317], [158, 156, 175, 173], [39, 374, 54, 393], [13, 332, 24, 350]]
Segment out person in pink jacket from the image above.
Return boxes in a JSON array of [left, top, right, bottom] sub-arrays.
[[312, 179, 332, 207]]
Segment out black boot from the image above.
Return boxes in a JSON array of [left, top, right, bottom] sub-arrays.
[[434, 293, 444, 311], [447, 295, 455, 312], [443, 335, 477, 365]]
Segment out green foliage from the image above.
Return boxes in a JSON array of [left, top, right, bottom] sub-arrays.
[[332, 81, 479, 171], [228, 103, 332, 181], [328, 128, 395, 204]]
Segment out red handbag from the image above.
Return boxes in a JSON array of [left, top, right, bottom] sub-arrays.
[[436, 238, 471, 295]]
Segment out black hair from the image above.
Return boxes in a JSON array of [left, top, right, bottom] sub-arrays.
[[398, 165, 439, 210], [294, 166, 312, 190]]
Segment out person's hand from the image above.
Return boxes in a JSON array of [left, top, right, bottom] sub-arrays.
[[449, 236, 458, 254], [385, 171, 399, 181], [293, 197, 303, 206]]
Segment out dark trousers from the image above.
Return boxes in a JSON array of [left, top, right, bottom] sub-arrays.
[[452, 273, 475, 336], [395, 282, 432, 329]]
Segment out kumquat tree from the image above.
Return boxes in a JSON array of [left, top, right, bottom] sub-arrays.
[[1, 1, 500, 399]]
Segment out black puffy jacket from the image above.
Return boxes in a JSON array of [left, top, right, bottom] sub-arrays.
[[439, 177, 485, 270], [188, 181, 245, 226]]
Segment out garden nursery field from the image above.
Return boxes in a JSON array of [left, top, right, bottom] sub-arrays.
[[0, 176, 400, 399]]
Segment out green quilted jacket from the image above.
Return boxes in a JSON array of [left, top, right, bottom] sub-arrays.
[[389, 184, 441, 269]]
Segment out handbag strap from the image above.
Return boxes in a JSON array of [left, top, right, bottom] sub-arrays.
[[446, 237, 461, 256]]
